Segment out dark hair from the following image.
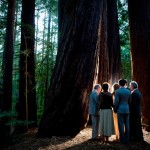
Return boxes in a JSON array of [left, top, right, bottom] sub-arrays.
[[119, 79, 126, 86], [124, 79, 128, 84], [102, 82, 109, 92], [112, 83, 120, 93]]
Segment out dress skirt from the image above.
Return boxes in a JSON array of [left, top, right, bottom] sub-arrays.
[[100, 109, 115, 136]]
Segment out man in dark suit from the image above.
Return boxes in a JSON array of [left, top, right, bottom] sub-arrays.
[[114, 79, 131, 145], [89, 84, 101, 140], [129, 81, 143, 141]]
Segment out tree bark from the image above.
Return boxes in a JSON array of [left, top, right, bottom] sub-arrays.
[[107, 0, 121, 84], [1, 0, 16, 111], [18, 0, 37, 128], [128, 0, 150, 130], [97, 0, 109, 84], [38, 0, 102, 137], [97, 0, 121, 85]]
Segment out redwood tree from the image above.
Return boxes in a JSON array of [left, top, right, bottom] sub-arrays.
[[98, 0, 109, 84], [38, 0, 102, 137], [18, 0, 37, 127], [1, 0, 16, 111], [0, 0, 16, 142], [97, 0, 121, 84], [107, 0, 121, 84], [128, 0, 150, 130]]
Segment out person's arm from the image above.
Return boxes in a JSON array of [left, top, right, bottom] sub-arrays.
[[97, 93, 102, 107], [131, 92, 136, 105], [114, 90, 119, 113], [93, 92, 99, 104], [128, 93, 132, 104]]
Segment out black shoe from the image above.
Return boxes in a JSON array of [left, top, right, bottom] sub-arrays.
[[90, 138, 99, 141]]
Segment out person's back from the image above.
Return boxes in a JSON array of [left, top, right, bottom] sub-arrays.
[[131, 89, 142, 115], [114, 79, 130, 145], [89, 84, 101, 140], [99, 82, 115, 143], [130, 81, 143, 141], [100, 92, 113, 109], [114, 87, 130, 114], [89, 90, 99, 115]]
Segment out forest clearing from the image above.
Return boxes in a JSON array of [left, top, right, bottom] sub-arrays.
[[1, 0, 150, 149]]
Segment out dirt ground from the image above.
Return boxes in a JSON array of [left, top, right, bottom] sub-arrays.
[[2, 127, 150, 150]]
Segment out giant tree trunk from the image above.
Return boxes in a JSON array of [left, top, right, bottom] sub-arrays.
[[38, 0, 102, 137], [128, 0, 150, 130], [97, 0, 109, 84], [97, 0, 121, 85], [18, 0, 37, 128], [1, 0, 16, 111], [107, 0, 121, 84]]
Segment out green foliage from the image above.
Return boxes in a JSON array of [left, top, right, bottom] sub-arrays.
[[0, 111, 35, 127], [7, 120, 35, 126], [118, 0, 131, 81], [0, 1, 8, 80], [35, 0, 58, 122], [0, 111, 17, 119], [0, 0, 58, 124]]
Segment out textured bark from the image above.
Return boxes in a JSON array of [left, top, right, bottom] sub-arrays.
[[98, 0, 109, 84], [58, 0, 77, 52], [38, 0, 101, 137], [18, 0, 37, 127], [97, 0, 121, 85], [107, 0, 121, 84], [128, 0, 150, 130], [1, 0, 16, 111]]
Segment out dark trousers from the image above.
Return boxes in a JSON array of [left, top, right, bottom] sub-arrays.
[[118, 113, 130, 145], [91, 115, 99, 139], [130, 114, 143, 141]]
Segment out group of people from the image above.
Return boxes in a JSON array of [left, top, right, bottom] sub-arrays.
[[89, 79, 143, 145]]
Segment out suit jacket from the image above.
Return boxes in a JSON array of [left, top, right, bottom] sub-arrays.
[[114, 86, 130, 114], [89, 90, 100, 115], [130, 89, 142, 116]]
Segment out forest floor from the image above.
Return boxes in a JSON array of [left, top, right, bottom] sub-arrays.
[[1, 126, 150, 150]]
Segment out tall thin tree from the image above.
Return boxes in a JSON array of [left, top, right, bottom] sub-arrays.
[[1, 0, 16, 111], [18, 0, 37, 129]]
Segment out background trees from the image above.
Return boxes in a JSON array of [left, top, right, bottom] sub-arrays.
[[18, 0, 37, 129], [1, 0, 16, 111], [118, 0, 131, 81]]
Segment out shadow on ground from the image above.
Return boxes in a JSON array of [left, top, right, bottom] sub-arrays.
[[1, 127, 150, 150], [66, 140, 150, 150], [0, 131, 73, 150]]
